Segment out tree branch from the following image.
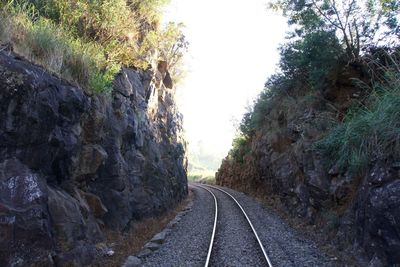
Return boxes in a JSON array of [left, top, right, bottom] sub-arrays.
[[354, 21, 360, 58], [310, 0, 341, 29], [344, 0, 356, 29], [329, 0, 356, 59]]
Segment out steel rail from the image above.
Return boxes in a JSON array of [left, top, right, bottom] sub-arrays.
[[193, 184, 218, 267], [204, 184, 273, 267]]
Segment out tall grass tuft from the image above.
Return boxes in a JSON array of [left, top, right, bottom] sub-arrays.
[[0, 0, 187, 93], [316, 52, 400, 174], [0, 5, 119, 93], [26, 18, 64, 73]]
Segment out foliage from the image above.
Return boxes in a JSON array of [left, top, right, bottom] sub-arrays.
[[280, 30, 344, 87], [138, 22, 188, 79], [130, 0, 170, 31], [0, 7, 118, 92], [228, 134, 250, 163], [229, 0, 399, 176], [188, 171, 215, 184], [240, 88, 273, 136], [188, 145, 222, 173], [316, 51, 400, 174], [239, 30, 344, 136], [270, 0, 399, 60], [0, 0, 187, 92]]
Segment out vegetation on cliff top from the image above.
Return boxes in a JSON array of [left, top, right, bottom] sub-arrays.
[[229, 0, 399, 174], [0, 0, 188, 93], [316, 53, 400, 174]]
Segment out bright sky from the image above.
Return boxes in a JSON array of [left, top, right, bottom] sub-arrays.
[[164, 0, 287, 160]]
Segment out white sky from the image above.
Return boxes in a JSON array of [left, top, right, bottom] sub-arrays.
[[164, 0, 287, 160]]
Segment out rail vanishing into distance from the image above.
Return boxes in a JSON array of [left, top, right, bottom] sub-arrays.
[[194, 184, 273, 267]]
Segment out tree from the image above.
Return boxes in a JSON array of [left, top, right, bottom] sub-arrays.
[[279, 30, 344, 86], [270, 0, 400, 61]]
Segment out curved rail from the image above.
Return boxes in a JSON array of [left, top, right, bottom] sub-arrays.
[[193, 184, 218, 267], [204, 184, 273, 267]]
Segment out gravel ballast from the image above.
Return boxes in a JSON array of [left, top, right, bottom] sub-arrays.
[[140, 183, 337, 267], [141, 186, 214, 266], [208, 186, 265, 266], [212, 185, 336, 267]]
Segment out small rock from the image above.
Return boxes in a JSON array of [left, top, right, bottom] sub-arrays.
[[74, 144, 108, 178], [167, 216, 181, 228], [122, 256, 142, 267], [183, 206, 192, 212], [151, 231, 168, 244], [167, 221, 176, 228], [144, 242, 161, 251], [137, 248, 152, 258]]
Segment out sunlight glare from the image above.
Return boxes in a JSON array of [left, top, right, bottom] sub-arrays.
[[164, 0, 287, 170]]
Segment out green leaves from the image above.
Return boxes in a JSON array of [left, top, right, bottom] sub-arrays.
[[269, 0, 400, 60], [229, 134, 250, 163], [316, 52, 400, 174], [1, 0, 187, 92], [279, 30, 343, 90]]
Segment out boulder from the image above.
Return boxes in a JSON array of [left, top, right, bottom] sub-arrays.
[[47, 188, 86, 247], [74, 144, 108, 180], [0, 159, 53, 266], [113, 68, 137, 98], [123, 256, 142, 267], [362, 179, 400, 264]]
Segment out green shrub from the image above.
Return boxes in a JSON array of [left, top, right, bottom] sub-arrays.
[[240, 88, 273, 135], [279, 30, 344, 90], [229, 134, 250, 163], [0, 7, 119, 93], [25, 18, 64, 72], [316, 63, 400, 174], [238, 30, 345, 137], [130, 0, 170, 29], [0, 0, 186, 92]]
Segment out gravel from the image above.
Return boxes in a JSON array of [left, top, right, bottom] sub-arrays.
[[141, 186, 214, 267], [213, 185, 337, 267], [208, 187, 265, 266], [141, 183, 337, 267]]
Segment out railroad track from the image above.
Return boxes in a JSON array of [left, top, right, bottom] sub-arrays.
[[194, 184, 273, 267]]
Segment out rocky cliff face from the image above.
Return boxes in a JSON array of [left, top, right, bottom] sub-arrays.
[[0, 50, 187, 266], [216, 66, 400, 265]]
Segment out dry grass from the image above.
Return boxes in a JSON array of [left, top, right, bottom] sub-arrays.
[[93, 190, 192, 267], [0, 0, 188, 93]]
